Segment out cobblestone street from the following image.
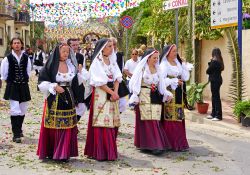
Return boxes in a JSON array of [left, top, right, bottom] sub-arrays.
[[0, 74, 250, 175]]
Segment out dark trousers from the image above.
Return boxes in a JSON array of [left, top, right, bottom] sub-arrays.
[[10, 115, 25, 138], [126, 80, 134, 107], [210, 81, 222, 119]]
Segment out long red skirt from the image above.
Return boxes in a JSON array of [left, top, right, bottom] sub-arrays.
[[37, 101, 78, 160], [84, 89, 118, 161], [134, 105, 170, 151], [162, 120, 189, 151]]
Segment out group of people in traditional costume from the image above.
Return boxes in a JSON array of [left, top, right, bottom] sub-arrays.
[[0, 37, 193, 162]]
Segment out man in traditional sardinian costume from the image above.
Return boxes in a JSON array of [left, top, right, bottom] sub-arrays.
[[0, 37, 31, 143], [33, 46, 45, 76], [37, 43, 90, 162], [84, 38, 122, 161], [160, 44, 193, 151], [129, 48, 173, 155], [67, 38, 91, 122]]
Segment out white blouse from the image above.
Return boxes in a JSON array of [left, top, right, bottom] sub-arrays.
[[89, 54, 122, 87], [129, 64, 173, 104], [160, 58, 193, 90], [38, 59, 90, 98], [103, 63, 116, 82], [142, 64, 160, 85]]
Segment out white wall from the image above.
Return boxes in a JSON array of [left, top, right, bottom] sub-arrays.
[[200, 29, 250, 101], [242, 30, 250, 99]]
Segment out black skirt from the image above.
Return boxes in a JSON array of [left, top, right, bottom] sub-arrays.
[[45, 86, 78, 129], [75, 84, 92, 110], [4, 82, 31, 103], [71, 75, 92, 109]]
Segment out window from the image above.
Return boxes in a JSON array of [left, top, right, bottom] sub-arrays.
[[7, 26, 11, 40], [0, 27, 4, 46], [15, 32, 20, 38]]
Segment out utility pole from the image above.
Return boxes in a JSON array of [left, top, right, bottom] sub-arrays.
[[125, 0, 129, 60]]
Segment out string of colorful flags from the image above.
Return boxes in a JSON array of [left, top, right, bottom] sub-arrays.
[[2, 0, 143, 39], [3, 0, 142, 27]]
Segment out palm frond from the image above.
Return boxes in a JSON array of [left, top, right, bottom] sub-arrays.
[[225, 28, 245, 107]]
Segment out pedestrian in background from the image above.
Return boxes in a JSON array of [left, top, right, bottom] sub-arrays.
[[33, 46, 45, 76], [206, 47, 224, 121]]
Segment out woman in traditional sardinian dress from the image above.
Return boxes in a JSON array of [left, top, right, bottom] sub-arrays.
[[37, 43, 89, 162], [84, 38, 122, 161], [129, 48, 173, 155], [160, 44, 193, 151]]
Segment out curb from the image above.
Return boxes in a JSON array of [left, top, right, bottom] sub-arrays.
[[185, 110, 250, 131]]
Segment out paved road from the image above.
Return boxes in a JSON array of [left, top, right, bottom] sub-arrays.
[[0, 74, 250, 175]]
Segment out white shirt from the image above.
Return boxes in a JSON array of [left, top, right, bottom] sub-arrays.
[[142, 66, 160, 85], [124, 58, 139, 80], [0, 50, 32, 80], [160, 58, 193, 90], [38, 59, 90, 98]]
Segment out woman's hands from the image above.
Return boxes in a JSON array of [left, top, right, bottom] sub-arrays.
[[178, 79, 183, 86], [55, 85, 65, 93], [110, 91, 119, 101]]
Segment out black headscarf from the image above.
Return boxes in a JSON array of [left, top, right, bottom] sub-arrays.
[[91, 38, 109, 63], [38, 45, 59, 83], [38, 44, 78, 108], [38, 44, 77, 83], [160, 44, 175, 63], [141, 48, 156, 60]]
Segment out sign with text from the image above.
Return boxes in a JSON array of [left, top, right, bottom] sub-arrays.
[[163, 0, 188, 10], [211, 0, 238, 29]]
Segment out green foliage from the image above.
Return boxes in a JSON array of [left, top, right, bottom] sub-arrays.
[[225, 28, 245, 105], [243, 19, 250, 29], [187, 81, 209, 107], [233, 100, 250, 119], [120, 0, 177, 50], [30, 22, 45, 48], [185, 0, 194, 63], [195, 0, 223, 40]]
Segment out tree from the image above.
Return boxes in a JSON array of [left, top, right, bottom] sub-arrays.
[[30, 22, 45, 49]]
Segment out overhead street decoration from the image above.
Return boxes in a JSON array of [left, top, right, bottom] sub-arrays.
[[29, 0, 143, 28], [211, 0, 238, 29]]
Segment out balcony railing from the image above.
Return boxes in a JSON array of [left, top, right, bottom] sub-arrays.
[[0, 5, 14, 19], [14, 11, 30, 25]]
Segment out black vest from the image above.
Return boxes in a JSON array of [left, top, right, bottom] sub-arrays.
[[76, 53, 84, 65], [34, 52, 44, 66], [6, 53, 29, 84], [116, 52, 124, 72]]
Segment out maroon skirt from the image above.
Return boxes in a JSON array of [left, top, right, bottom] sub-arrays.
[[84, 88, 118, 161], [37, 101, 78, 160], [134, 105, 170, 151], [162, 120, 189, 151]]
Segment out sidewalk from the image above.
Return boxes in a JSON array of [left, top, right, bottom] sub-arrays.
[[185, 100, 250, 131]]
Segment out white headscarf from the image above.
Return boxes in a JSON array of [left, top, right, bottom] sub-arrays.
[[129, 49, 172, 104], [89, 39, 122, 87]]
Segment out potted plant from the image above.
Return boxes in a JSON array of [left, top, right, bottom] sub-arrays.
[[187, 81, 209, 114], [233, 100, 250, 127]]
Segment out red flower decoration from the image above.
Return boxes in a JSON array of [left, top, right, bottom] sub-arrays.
[[151, 84, 156, 92]]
